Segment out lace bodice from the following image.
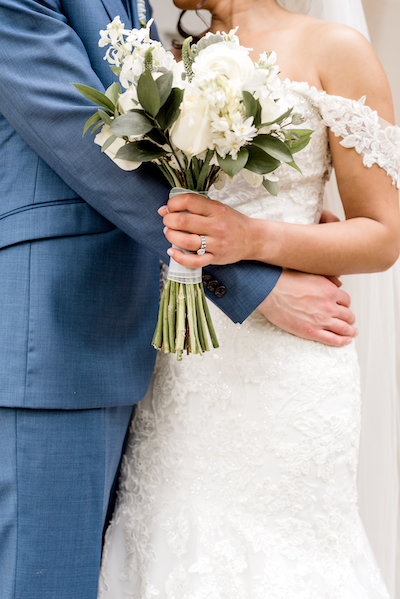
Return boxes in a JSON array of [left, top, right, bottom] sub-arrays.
[[210, 80, 400, 224], [98, 81, 394, 599]]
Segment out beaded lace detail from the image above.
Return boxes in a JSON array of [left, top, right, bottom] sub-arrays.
[[98, 81, 393, 599], [287, 80, 400, 189]]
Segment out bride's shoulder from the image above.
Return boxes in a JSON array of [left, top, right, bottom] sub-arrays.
[[302, 20, 394, 121]]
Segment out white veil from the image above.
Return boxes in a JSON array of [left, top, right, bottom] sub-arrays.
[[277, 1, 400, 596]]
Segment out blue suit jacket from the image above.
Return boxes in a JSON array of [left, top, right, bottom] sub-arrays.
[[0, 0, 281, 409]]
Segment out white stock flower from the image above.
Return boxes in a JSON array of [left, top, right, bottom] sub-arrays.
[[170, 86, 213, 156], [193, 41, 255, 89], [94, 124, 141, 171]]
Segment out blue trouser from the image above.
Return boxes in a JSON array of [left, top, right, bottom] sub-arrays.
[[0, 405, 133, 599]]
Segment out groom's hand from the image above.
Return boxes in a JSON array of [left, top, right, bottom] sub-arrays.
[[257, 269, 357, 347]]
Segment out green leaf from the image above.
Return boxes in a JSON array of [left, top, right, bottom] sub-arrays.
[[98, 109, 112, 126], [253, 134, 293, 163], [115, 140, 168, 163], [83, 112, 101, 136], [147, 128, 167, 146], [217, 148, 249, 178], [286, 129, 313, 153], [105, 81, 121, 106], [91, 120, 104, 135], [137, 70, 160, 117], [101, 134, 117, 153], [110, 65, 122, 77], [242, 91, 258, 119], [259, 106, 293, 128], [262, 178, 279, 196], [156, 72, 174, 108], [157, 88, 184, 130], [245, 146, 281, 174], [73, 83, 115, 112], [110, 111, 153, 137], [287, 160, 302, 174]]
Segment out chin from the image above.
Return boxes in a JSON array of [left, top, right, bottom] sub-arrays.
[[173, 1, 207, 9]]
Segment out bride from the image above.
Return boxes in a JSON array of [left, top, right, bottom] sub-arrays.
[[98, 0, 400, 597]]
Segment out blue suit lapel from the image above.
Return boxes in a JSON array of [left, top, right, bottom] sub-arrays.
[[99, 0, 133, 26]]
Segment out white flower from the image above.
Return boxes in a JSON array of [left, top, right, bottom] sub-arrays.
[[242, 170, 279, 188], [94, 124, 141, 171], [170, 86, 214, 156], [193, 41, 255, 89], [117, 86, 138, 113], [260, 97, 283, 128], [213, 171, 235, 190], [242, 170, 263, 187]]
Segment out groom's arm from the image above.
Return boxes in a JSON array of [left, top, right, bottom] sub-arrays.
[[0, 0, 356, 344]]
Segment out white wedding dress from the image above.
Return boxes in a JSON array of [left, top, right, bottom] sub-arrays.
[[98, 81, 400, 599]]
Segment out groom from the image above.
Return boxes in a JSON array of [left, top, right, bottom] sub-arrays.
[[0, 0, 356, 598]]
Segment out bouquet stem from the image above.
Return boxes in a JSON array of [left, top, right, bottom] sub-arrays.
[[152, 281, 219, 361], [152, 187, 220, 360]]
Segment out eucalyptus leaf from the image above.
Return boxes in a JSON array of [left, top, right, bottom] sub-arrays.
[[105, 81, 121, 106], [101, 134, 117, 153], [262, 178, 279, 196], [245, 146, 281, 174], [217, 148, 249, 178], [287, 160, 303, 174], [259, 106, 293, 128], [156, 72, 174, 108], [115, 140, 168, 163], [253, 134, 293, 163], [110, 111, 153, 137], [98, 109, 112, 126], [91, 120, 104, 135], [73, 83, 115, 112], [137, 70, 160, 117], [147, 128, 167, 146], [242, 91, 258, 120], [110, 65, 122, 77], [286, 129, 313, 153], [83, 112, 101, 136], [157, 88, 184, 130]]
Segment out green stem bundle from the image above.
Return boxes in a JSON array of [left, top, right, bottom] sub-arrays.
[[152, 281, 219, 361]]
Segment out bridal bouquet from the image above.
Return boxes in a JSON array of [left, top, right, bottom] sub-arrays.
[[75, 17, 312, 360]]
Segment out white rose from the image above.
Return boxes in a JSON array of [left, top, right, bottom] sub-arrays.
[[118, 86, 138, 113], [94, 124, 141, 171], [193, 42, 255, 88], [170, 87, 214, 156], [260, 97, 283, 126]]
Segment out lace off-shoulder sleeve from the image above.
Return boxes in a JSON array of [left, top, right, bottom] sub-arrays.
[[319, 94, 400, 189]]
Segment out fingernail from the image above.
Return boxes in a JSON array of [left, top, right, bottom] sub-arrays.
[[163, 226, 168, 234], [346, 338, 353, 345], [157, 205, 167, 215], [167, 248, 174, 257]]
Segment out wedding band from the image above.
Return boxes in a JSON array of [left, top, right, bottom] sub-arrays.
[[197, 235, 207, 255]]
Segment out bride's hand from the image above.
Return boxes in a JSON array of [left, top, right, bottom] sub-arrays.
[[159, 193, 252, 267]]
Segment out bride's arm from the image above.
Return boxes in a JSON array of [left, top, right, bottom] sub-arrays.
[[162, 27, 400, 276]]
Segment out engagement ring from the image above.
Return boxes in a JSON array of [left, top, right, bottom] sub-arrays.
[[197, 235, 207, 255]]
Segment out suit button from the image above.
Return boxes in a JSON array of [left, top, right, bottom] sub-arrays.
[[207, 279, 219, 292], [214, 285, 227, 298], [202, 274, 213, 286]]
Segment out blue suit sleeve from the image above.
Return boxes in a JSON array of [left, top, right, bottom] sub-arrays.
[[0, 0, 281, 323]]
